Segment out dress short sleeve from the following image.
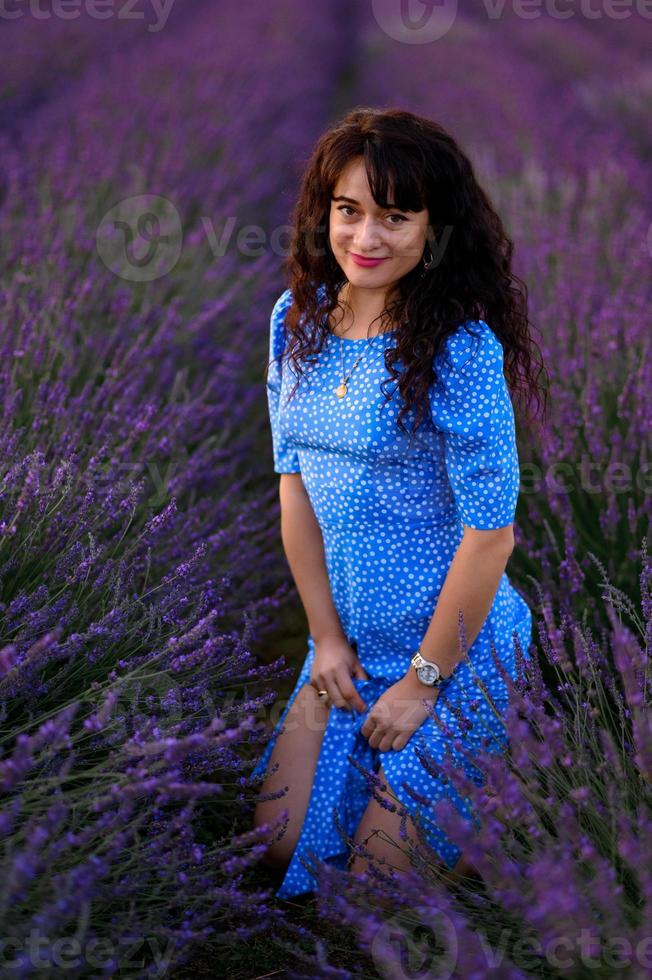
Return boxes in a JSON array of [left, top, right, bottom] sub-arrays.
[[428, 320, 520, 531], [266, 288, 301, 474]]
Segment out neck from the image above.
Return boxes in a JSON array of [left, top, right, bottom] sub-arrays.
[[332, 281, 398, 337]]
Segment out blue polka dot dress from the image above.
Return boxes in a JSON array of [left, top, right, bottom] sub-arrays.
[[252, 285, 533, 899]]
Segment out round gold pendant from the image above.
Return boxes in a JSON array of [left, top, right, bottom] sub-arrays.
[[335, 383, 348, 398]]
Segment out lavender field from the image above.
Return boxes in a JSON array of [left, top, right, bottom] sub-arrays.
[[1, 0, 651, 976]]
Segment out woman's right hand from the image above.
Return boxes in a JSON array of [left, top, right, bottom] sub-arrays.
[[309, 634, 369, 713]]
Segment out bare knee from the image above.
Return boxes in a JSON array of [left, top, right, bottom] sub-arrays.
[[252, 800, 297, 870], [259, 843, 292, 872], [441, 852, 482, 885], [250, 798, 298, 873]]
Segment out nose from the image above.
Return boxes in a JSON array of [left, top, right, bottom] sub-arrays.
[[353, 216, 384, 252]]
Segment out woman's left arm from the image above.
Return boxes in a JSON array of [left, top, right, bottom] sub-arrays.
[[360, 528, 514, 752], [362, 319, 521, 753], [411, 321, 521, 688], [405, 524, 514, 687]]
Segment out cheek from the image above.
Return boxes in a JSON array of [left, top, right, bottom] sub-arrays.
[[396, 231, 426, 260], [328, 221, 345, 248], [330, 220, 351, 243]]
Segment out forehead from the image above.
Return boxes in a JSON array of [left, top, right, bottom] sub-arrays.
[[332, 158, 386, 198], [331, 156, 427, 214]]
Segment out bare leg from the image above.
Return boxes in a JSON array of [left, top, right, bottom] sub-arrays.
[[349, 763, 481, 891], [253, 683, 331, 870]]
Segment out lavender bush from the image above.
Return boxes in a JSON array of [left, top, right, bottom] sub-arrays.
[[2, 0, 650, 975], [305, 541, 652, 977], [255, 3, 652, 976], [356, 1, 651, 626], [0, 0, 355, 975]]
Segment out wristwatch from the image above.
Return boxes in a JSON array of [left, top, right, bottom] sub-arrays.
[[410, 649, 452, 688]]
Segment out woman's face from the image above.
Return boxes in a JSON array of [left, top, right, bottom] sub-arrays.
[[328, 156, 430, 292]]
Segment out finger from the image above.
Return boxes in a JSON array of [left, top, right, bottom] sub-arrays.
[[378, 732, 396, 753], [309, 677, 333, 710], [324, 676, 350, 711], [309, 677, 326, 698], [360, 713, 378, 738], [335, 668, 367, 713], [391, 733, 410, 752], [361, 706, 388, 739], [367, 724, 387, 751], [353, 662, 369, 681]]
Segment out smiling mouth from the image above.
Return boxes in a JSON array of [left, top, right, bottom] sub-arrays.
[[350, 252, 390, 260]]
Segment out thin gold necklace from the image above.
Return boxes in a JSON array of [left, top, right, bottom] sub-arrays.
[[330, 286, 391, 398], [334, 332, 383, 399]]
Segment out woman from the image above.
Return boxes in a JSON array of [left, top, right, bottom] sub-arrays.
[[251, 106, 547, 900]]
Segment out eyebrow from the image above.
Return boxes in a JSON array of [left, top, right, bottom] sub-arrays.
[[332, 195, 402, 210]]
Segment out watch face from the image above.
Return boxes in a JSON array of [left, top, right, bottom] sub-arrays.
[[418, 663, 439, 685]]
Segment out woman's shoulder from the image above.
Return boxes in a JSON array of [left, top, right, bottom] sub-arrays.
[[272, 282, 327, 317], [271, 287, 293, 322], [435, 318, 503, 379], [270, 283, 328, 347], [269, 288, 294, 351]]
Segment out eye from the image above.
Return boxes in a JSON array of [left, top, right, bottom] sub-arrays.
[[336, 205, 407, 224]]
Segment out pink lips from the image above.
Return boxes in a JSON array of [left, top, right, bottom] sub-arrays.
[[350, 252, 390, 268]]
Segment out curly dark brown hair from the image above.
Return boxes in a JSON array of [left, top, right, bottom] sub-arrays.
[[274, 105, 549, 437]]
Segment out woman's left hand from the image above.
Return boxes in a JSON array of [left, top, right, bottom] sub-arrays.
[[360, 675, 440, 752]]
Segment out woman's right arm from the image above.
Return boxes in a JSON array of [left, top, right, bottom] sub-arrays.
[[278, 473, 368, 712], [279, 473, 342, 644]]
